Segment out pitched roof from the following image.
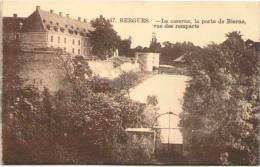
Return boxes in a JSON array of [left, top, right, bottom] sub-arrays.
[[173, 52, 192, 63], [22, 8, 93, 35], [173, 54, 185, 62], [21, 10, 45, 32], [3, 17, 26, 33], [109, 56, 133, 63]]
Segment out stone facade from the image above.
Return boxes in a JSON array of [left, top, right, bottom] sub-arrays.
[[46, 31, 91, 56], [17, 51, 69, 92], [3, 14, 25, 42], [88, 56, 140, 79], [135, 52, 160, 72], [4, 6, 93, 57], [20, 32, 48, 50]]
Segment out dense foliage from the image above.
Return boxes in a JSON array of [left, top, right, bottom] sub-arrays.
[[88, 71, 147, 94], [87, 15, 121, 59], [160, 41, 200, 65], [180, 32, 260, 165], [3, 46, 156, 164], [118, 38, 132, 57]]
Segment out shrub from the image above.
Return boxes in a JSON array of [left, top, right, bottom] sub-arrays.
[[180, 32, 260, 165]]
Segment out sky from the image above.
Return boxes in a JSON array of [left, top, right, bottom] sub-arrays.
[[2, 0, 260, 48]]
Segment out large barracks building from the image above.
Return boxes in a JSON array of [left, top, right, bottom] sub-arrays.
[[3, 5, 93, 57]]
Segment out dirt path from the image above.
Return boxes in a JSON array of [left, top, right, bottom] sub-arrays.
[[130, 74, 190, 144]]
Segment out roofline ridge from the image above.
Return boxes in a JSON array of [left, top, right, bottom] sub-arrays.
[[37, 8, 46, 32], [38, 7, 88, 25], [29, 7, 93, 33]]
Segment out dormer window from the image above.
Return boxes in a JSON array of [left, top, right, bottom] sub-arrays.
[[56, 22, 59, 26], [65, 24, 68, 28], [43, 19, 46, 23], [71, 25, 73, 29], [46, 25, 51, 30], [68, 29, 73, 34], [50, 21, 53, 24], [54, 26, 58, 31], [60, 27, 65, 32], [76, 27, 79, 30], [74, 30, 78, 35], [83, 29, 86, 32]]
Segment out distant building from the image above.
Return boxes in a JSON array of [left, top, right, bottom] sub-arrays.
[[135, 52, 160, 72], [149, 32, 161, 53], [3, 6, 93, 57], [173, 54, 185, 64], [172, 53, 189, 68], [3, 14, 26, 42]]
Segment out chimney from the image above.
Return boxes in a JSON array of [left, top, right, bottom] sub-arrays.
[[83, 18, 87, 23], [66, 14, 70, 18], [78, 17, 81, 21], [13, 13, 17, 18], [36, 5, 40, 10], [50, 9, 54, 14], [59, 12, 63, 16], [19, 22, 23, 30]]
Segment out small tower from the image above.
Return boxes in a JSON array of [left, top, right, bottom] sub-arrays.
[[151, 32, 157, 44], [150, 32, 160, 52]]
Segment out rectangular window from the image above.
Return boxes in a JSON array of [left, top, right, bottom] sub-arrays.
[[58, 36, 60, 43], [72, 48, 74, 53], [64, 47, 66, 51], [64, 38, 66, 43], [15, 34, 20, 40], [78, 49, 80, 54], [51, 36, 53, 42], [78, 40, 80, 46], [72, 39, 75, 45]]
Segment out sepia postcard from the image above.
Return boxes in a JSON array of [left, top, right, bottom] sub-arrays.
[[1, 0, 260, 165]]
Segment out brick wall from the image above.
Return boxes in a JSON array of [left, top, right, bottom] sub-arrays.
[[88, 60, 140, 79], [3, 32, 19, 42], [20, 32, 47, 51]]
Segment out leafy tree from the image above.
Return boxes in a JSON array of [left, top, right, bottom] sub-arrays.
[[88, 15, 121, 59], [180, 31, 260, 165], [146, 95, 159, 106], [72, 55, 92, 80], [3, 44, 155, 164], [112, 71, 147, 96], [118, 38, 132, 56], [160, 41, 200, 65], [134, 46, 143, 52]]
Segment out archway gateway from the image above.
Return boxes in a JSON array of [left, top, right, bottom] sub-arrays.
[[151, 112, 182, 156], [125, 111, 182, 156]]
